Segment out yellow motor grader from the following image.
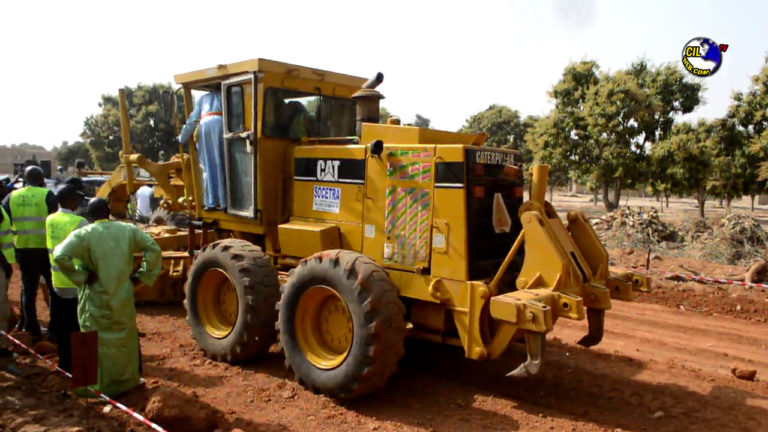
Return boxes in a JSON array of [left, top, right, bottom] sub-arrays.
[[101, 59, 649, 398]]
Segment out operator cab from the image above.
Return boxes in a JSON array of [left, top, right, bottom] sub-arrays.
[[174, 59, 365, 230]]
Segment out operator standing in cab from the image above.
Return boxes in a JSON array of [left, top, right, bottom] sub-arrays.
[[53, 198, 161, 397], [46, 185, 88, 372], [178, 88, 227, 211], [2, 166, 58, 341]]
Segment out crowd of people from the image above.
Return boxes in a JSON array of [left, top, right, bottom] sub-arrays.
[[0, 166, 161, 397]]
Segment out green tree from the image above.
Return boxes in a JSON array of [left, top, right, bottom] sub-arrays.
[[54, 141, 92, 170], [650, 121, 714, 217], [531, 61, 605, 205], [628, 61, 703, 144], [460, 105, 526, 150], [729, 58, 768, 208], [81, 83, 181, 170], [530, 60, 702, 211], [526, 111, 573, 190], [583, 71, 655, 210], [707, 118, 747, 214], [413, 114, 431, 128]]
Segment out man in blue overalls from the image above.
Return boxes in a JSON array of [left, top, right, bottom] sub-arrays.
[[178, 88, 227, 210]]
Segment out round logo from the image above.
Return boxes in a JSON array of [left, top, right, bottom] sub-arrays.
[[681, 37, 722, 77]]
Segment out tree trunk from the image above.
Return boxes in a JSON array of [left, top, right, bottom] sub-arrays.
[[664, 192, 670, 209], [611, 178, 622, 208], [718, 197, 723, 207], [601, 179, 620, 212], [697, 186, 706, 218], [549, 186, 554, 203], [725, 196, 732, 215], [593, 189, 598, 206], [751, 194, 756, 212]]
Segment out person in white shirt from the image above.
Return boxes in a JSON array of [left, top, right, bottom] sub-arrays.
[[135, 185, 154, 222]]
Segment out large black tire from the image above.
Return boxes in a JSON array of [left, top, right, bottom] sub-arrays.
[[185, 239, 279, 363], [278, 250, 406, 399]]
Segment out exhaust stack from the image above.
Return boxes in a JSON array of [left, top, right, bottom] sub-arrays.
[[352, 72, 385, 136]]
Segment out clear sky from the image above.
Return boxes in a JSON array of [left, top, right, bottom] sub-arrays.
[[1, 0, 765, 149]]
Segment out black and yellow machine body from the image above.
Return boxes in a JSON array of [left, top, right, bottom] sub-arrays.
[[108, 59, 649, 398]]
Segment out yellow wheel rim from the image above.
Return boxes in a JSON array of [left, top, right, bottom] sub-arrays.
[[197, 268, 238, 339], [294, 285, 353, 369]]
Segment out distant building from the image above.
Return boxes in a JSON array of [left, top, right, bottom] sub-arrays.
[[0, 146, 56, 177]]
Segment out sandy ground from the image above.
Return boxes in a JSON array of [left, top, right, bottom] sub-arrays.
[[2, 194, 768, 432]]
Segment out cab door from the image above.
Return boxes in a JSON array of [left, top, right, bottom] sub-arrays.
[[222, 74, 258, 217]]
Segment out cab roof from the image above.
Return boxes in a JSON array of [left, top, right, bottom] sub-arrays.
[[173, 58, 367, 90]]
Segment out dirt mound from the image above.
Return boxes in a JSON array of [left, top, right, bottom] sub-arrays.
[[145, 386, 224, 432]]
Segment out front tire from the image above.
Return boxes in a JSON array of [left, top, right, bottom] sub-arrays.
[[278, 250, 406, 399], [185, 239, 279, 363]]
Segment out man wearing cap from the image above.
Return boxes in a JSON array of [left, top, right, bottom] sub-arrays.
[[178, 89, 227, 210], [46, 185, 88, 372], [53, 198, 161, 397], [2, 166, 58, 340]]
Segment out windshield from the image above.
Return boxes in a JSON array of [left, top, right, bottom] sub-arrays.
[[262, 88, 356, 139]]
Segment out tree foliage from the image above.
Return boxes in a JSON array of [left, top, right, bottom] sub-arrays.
[[707, 118, 747, 213], [729, 57, 768, 208], [649, 121, 713, 217], [460, 104, 526, 150], [54, 141, 92, 170], [81, 83, 182, 170], [528, 60, 702, 211]]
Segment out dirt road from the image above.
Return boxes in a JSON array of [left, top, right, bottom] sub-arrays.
[[3, 254, 768, 431]]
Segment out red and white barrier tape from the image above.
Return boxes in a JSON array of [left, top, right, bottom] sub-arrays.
[[621, 267, 768, 290], [0, 329, 167, 432]]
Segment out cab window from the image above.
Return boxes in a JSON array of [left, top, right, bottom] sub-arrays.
[[226, 85, 245, 133], [262, 88, 355, 139]]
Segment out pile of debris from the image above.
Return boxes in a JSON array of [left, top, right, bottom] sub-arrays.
[[718, 213, 768, 247], [592, 207, 679, 247], [700, 213, 768, 265], [678, 218, 713, 243]]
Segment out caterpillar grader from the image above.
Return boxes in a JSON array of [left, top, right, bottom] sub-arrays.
[[100, 58, 649, 398]]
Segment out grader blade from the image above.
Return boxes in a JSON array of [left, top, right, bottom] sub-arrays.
[[507, 331, 545, 378], [576, 307, 605, 348]]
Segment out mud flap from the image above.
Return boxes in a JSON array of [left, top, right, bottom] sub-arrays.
[[507, 331, 545, 377], [577, 308, 605, 348]]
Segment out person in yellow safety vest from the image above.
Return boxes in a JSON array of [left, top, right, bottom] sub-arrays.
[[2, 166, 58, 340], [0, 206, 15, 357], [46, 185, 88, 372], [53, 198, 161, 397]]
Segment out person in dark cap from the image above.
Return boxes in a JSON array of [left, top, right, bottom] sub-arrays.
[[2, 166, 58, 340], [64, 177, 89, 215], [54, 197, 161, 396], [45, 184, 88, 372]]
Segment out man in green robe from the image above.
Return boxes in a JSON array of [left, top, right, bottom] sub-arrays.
[[53, 198, 161, 397]]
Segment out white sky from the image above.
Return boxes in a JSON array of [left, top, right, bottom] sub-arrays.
[[1, 0, 765, 149]]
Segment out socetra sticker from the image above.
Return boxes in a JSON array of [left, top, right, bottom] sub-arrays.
[[313, 185, 341, 213]]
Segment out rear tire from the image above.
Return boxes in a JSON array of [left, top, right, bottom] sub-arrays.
[[278, 250, 406, 399], [185, 239, 279, 363]]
